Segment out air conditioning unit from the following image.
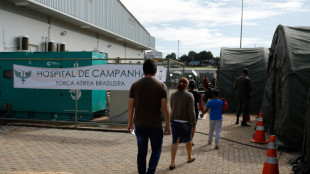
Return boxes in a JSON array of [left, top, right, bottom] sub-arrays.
[[46, 40, 54, 52], [17, 35, 29, 51], [56, 42, 65, 52]]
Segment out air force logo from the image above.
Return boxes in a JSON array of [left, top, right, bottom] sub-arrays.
[[14, 70, 31, 84]]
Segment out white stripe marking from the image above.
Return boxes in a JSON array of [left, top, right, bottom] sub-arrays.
[[256, 126, 264, 131], [265, 156, 278, 164], [268, 142, 276, 149]]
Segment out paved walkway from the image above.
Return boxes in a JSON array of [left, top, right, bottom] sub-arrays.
[[0, 114, 297, 174]]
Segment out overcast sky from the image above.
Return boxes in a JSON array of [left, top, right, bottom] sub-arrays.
[[120, 0, 310, 58]]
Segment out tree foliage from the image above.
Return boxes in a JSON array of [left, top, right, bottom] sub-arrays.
[[166, 52, 176, 59], [177, 50, 214, 62], [197, 51, 213, 61], [213, 56, 220, 61], [188, 51, 197, 61], [179, 54, 190, 62], [167, 50, 218, 65]]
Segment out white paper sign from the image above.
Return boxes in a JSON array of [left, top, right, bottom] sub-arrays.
[[13, 64, 167, 90]]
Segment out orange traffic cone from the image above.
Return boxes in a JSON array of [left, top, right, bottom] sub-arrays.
[[262, 135, 279, 174], [250, 112, 268, 144]]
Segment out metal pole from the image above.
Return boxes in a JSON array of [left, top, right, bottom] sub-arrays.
[[240, 0, 243, 48], [74, 59, 78, 128], [177, 40, 180, 59], [74, 89, 78, 127], [167, 58, 170, 87]]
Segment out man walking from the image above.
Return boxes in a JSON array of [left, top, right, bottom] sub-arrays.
[[235, 68, 252, 126], [128, 59, 171, 174]]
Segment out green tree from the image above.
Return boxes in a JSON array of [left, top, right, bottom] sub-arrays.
[[166, 52, 176, 60], [196, 51, 206, 61], [206, 51, 213, 60], [213, 56, 220, 61], [199, 51, 213, 60], [179, 54, 191, 62], [188, 51, 197, 61], [172, 50, 216, 64]]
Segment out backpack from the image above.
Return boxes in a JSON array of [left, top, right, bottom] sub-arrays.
[[220, 98, 228, 113]]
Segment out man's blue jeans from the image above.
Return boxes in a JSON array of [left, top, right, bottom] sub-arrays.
[[135, 125, 163, 174]]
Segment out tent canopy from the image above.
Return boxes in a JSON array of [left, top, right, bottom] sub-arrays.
[[261, 25, 310, 152], [217, 47, 269, 114]]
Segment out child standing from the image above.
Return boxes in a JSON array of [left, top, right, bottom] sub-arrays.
[[200, 89, 223, 149]]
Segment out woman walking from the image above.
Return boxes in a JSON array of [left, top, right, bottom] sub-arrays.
[[169, 77, 196, 170]]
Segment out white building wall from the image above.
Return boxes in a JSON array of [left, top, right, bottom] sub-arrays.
[[31, 0, 154, 48], [0, 1, 145, 59]]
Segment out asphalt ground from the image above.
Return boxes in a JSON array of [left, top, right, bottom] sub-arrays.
[[0, 114, 298, 174]]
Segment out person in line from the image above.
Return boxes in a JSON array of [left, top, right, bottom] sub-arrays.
[[169, 77, 196, 170], [234, 68, 252, 126], [203, 75, 209, 91], [203, 75, 211, 105], [195, 76, 200, 88], [212, 77, 216, 87], [200, 89, 223, 150], [192, 75, 196, 84], [127, 59, 171, 174], [188, 80, 203, 146]]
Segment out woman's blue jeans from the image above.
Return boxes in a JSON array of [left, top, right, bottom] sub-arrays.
[[135, 125, 163, 174]]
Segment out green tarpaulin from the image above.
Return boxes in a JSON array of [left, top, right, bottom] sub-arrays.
[[305, 93, 310, 163], [261, 25, 310, 152], [217, 47, 269, 114]]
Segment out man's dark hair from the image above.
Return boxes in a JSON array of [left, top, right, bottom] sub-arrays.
[[212, 88, 220, 97], [143, 59, 157, 75], [242, 68, 248, 75]]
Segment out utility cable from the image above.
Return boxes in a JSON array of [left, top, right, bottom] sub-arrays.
[[195, 131, 268, 150], [108, 109, 128, 120], [195, 130, 301, 157]]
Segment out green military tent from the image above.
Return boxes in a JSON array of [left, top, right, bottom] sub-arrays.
[[261, 25, 310, 152], [305, 95, 310, 164], [217, 47, 269, 114], [288, 90, 310, 173]]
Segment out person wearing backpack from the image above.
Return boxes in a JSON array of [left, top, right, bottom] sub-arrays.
[[200, 89, 223, 150]]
